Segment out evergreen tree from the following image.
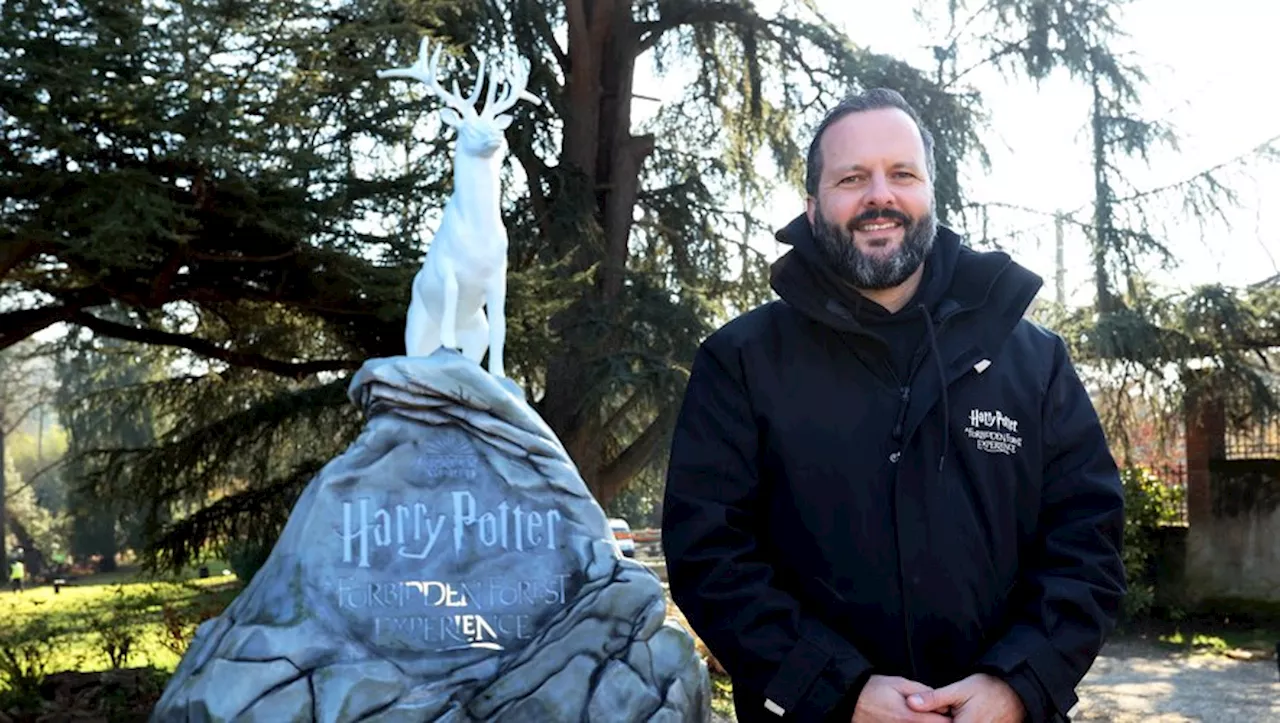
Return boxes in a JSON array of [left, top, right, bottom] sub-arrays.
[[53, 326, 164, 571], [0, 342, 55, 570], [1, 0, 984, 569], [929, 0, 1280, 451]]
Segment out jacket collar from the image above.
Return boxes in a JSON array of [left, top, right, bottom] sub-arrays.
[[769, 212, 1042, 357], [770, 212, 1044, 445]]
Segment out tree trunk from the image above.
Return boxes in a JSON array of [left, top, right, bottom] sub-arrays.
[[597, 9, 651, 303], [1, 419, 7, 570], [541, 0, 657, 504], [7, 516, 46, 578]]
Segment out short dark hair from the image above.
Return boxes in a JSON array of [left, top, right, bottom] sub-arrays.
[[804, 88, 936, 196]]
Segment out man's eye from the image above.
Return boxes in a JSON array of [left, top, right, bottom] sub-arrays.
[[841, 175, 864, 184], [893, 171, 916, 179]]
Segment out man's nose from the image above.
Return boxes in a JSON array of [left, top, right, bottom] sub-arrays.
[[863, 173, 895, 207]]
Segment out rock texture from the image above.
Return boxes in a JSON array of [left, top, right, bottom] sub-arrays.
[[152, 350, 709, 722]]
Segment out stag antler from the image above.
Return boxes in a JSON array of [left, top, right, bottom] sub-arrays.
[[480, 60, 541, 120], [377, 37, 474, 118], [379, 37, 541, 121]]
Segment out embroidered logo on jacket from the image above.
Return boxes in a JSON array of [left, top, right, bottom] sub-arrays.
[[965, 408, 1023, 455]]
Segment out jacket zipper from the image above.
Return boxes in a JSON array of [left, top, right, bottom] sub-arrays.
[[891, 386, 910, 441], [892, 308, 963, 681]]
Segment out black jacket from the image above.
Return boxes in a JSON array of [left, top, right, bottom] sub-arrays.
[[662, 215, 1126, 722]]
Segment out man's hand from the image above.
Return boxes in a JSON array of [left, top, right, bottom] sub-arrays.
[[852, 674, 955, 723], [904, 673, 1026, 723]]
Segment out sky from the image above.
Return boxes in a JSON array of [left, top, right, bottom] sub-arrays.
[[831, 0, 1279, 295], [641, 0, 1280, 303]]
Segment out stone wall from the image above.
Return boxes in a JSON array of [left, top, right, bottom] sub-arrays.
[[1184, 459, 1280, 602], [1150, 526, 1188, 610]]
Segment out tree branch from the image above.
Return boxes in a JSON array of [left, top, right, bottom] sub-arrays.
[[595, 406, 679, 501], [3, 397, 48, 436], [942, 39, 1026, 90], [637, 2, 764, 54], [5, 514, 48, 574], [0, 238, 48, 281], [1112, 134, 1280, 205], [0, 289, 111, 352], [513, 145, 551, 238], [67, 311, 360, 379], [3, 458, 66, 502], [150, 247, 188, 306], [600, 388, 646, 439], [525, 0, 569, 76], [188, 249, 300, 263]]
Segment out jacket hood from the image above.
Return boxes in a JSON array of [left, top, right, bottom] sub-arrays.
[[769, 212, 1042, 342]]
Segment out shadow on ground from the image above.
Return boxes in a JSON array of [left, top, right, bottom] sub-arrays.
[[1071, 639, 1280, 722]]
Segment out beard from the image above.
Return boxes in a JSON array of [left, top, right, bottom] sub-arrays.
[[811, 202, 938, 290]]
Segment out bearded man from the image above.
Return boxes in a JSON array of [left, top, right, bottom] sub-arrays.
[[662, 89, 1126, 723]]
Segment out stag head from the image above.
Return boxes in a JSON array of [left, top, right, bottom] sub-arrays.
[[378, 38, 541, 158]]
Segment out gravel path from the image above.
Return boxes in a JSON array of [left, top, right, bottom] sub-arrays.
[[661, 566, 1280, 722], [1070, 639, 1280, 722], [704, 639, 1280, 722]]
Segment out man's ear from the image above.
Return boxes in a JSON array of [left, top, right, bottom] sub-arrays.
[[805, 196, 817, 226]]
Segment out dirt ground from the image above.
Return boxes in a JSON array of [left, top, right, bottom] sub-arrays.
[[1070, 638, 1280, 722]]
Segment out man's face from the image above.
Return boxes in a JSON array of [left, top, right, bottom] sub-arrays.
[[806, 108, 937, 290]]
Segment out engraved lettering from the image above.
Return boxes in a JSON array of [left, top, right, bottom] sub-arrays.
[[373, 508, 392, 547], [414, 502, 428, 540], [339, 492, 564, 563], [396, 504, 411, 545], [497, 501, 509, 550], [511, 505, 525, 552], [453, 490, 476, 554], [479, 512, 498, 547], [545, 510, 561, 550], [340, 498, 371, 568], [461, 581, 484, 611], [526, 511, 543, 547]]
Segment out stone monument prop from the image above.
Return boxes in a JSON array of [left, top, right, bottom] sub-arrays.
[[150, 37, 710, 722]]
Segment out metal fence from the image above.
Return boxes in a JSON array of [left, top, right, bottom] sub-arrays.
[[1225, 412, 1280, 459], [1145, 464, 1189, 527]]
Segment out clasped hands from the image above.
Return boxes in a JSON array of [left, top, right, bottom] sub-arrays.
[[851, 672, 1025, 723]]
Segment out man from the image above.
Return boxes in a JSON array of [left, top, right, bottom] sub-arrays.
[[662, 89, 1125, 723], [9, 557, 25, 593]]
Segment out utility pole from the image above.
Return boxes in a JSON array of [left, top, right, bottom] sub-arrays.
[[1055, 211, 1067, 307]]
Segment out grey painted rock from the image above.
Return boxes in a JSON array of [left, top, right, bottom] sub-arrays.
[[152, 350, 709, 722]]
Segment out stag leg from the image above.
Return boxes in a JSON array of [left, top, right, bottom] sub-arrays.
[[485, 274, 507, 378], [405, 294, 428, 356], [440, 256, 460, 351], [404, 268, 440, 356], [456, 310, 488, 365]]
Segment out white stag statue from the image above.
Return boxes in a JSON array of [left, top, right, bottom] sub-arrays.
[[378, 38, 539, 379]]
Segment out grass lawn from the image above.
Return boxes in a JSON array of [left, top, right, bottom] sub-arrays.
[[709, 671, 735, 718], [1148, 624, 1280, 659], [0, 566, 242, 682], [26, 567, 1271, 721], [1122, 599, 1280, 661]]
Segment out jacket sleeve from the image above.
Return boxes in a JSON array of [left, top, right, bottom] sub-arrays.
[[662, 339, 874, 720], [978, 337, 1127, 722]]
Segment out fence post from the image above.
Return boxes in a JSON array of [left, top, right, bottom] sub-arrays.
[[1184, 390, 1225, 528]]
